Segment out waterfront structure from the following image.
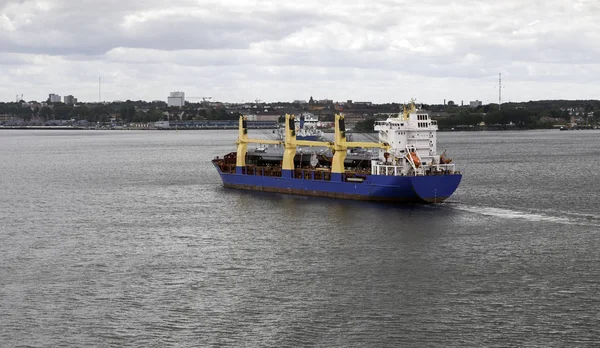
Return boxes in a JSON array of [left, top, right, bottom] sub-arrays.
[[168, 91, 185, 107]]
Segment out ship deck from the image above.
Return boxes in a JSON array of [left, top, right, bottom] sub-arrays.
[[213, 152, 455, 183]]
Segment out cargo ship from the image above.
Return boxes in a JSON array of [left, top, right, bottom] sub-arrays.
[[212, 102, 461, 203], [272, 113, 324, 141], [296, 113, 324, 141]]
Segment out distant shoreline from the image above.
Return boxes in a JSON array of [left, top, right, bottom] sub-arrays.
[[3, 126, 598, 133], [0, 126, 274, 130]]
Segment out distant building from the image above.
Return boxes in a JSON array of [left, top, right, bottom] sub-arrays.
[[49, 93, 61, 103], [154, 121, 170, 129], [63, 95, 77, 105], [255, 114, 280, 122], [317, 99, 334, 104], [469, 100, 482, 108], [245, 113, 281, 122], [168, 91, 185, 107]]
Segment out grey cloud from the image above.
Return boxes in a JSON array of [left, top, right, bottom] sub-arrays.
[[0, 0, 333, 56], [2, 0, 600, 102]]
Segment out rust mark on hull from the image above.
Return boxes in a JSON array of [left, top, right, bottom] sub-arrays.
[[222, 183, 449, 203]]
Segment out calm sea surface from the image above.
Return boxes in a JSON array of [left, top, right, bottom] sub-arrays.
[[1, 129, 599, 347]]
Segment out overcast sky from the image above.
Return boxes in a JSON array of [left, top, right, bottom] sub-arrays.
[[2, 0, 600, 104]]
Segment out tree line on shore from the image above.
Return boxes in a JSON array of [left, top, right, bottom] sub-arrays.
[[2, 99, 599, 129], [0, 100, 240, 124], [354, 100, 599, 132]]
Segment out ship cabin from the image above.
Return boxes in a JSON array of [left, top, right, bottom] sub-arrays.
[[373, 109, 455, 176]]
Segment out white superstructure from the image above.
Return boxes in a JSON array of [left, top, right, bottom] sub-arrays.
[[295, 112, 324, 139], [371, 102, 456, 176]]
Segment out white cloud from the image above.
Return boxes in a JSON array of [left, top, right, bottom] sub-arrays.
[[1, 0, 600, 103]]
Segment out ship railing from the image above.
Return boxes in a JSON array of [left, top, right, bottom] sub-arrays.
[[426, 163, 456, 174], [371, 164, 406, 176], [372, 163, 456, 176]]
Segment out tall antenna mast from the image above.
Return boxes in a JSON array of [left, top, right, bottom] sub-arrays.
[[99, 76, 101, 102], [498, 73, 502, 110]]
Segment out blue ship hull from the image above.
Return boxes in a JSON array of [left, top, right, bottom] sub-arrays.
[[213, 163, 461, 203]]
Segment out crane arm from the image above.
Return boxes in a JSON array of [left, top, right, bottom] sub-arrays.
[[343, 141, 389, 150], [241, 138, 281, 145], [295, 140, 334, 148]]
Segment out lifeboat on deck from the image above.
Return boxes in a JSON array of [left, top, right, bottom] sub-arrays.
[[407, 151, 421, 168]]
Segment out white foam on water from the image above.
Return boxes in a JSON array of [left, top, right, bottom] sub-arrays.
[[449, 204, 600, 227]]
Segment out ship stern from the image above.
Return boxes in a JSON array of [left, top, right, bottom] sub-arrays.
[[410, 174, 462, 203]]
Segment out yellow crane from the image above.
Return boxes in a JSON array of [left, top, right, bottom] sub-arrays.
[[235, 117, 281, 168], [235, 114, 390, 179], [281, 114, 333, 174], [330, 114, 389, 175]]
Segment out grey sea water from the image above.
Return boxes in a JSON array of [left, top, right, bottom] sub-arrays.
[[1, 129, 599, 347]]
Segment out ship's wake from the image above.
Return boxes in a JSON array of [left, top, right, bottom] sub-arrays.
[[446, 203, 600, 227]]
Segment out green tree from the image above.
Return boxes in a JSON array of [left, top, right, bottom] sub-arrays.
[[39, 106, 52, 119], [484, 111, 502, 125], [90, 104, 110, 123], [145, 109, 164, 122], [53, 104, 72, 120], [119, 103, 136, 122]]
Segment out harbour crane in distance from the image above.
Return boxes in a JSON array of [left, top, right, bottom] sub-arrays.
[[187, 96, 213, 105]]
